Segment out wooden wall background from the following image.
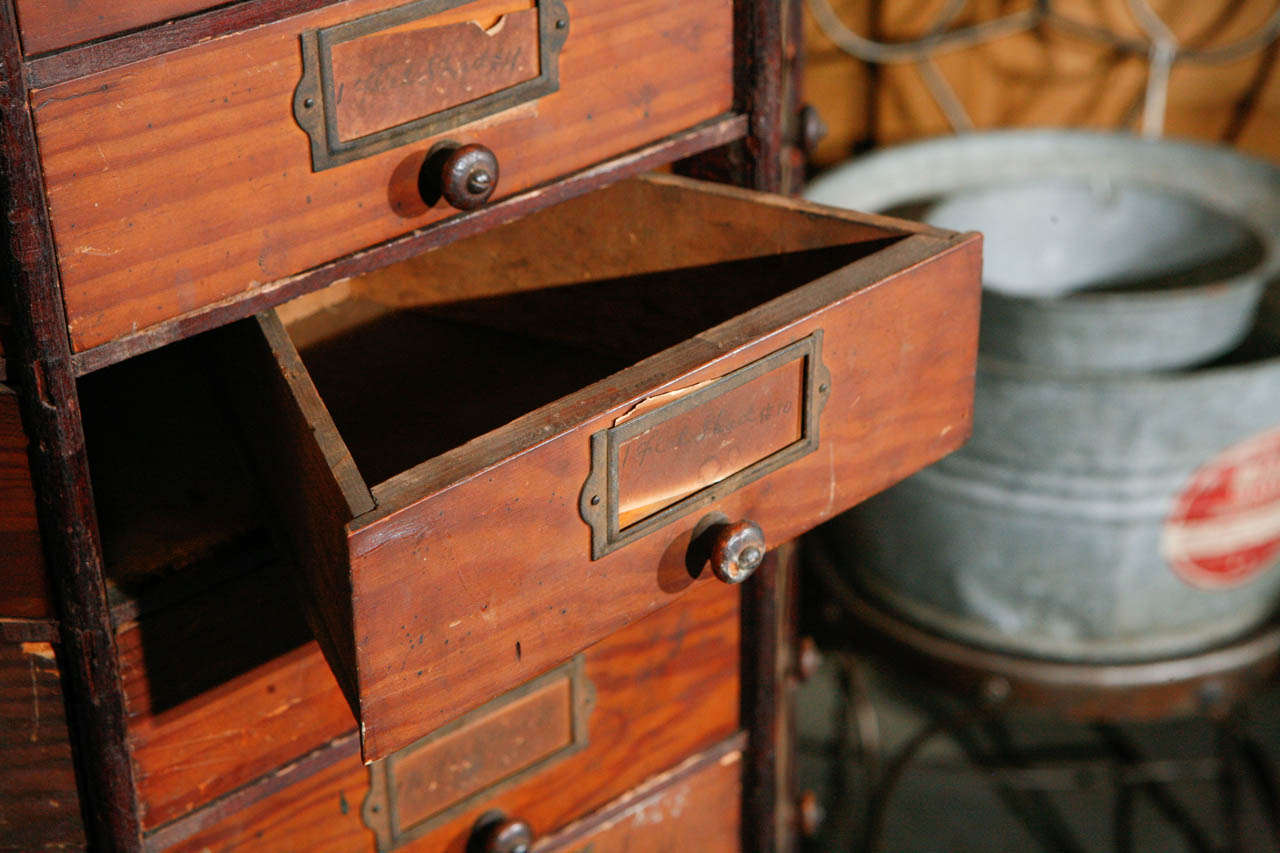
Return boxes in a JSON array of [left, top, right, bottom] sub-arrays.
[[803, 0, 1280, 167]]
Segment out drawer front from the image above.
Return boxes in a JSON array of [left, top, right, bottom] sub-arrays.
[[537, 740, 742, 853], [15, 0, 221, 54], [29, 0, 733, 352], [146, 581, 739, 851], [220, 175, 982, 761]]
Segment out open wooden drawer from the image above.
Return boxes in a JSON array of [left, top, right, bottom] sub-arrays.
[[216, 173, 981, 762]]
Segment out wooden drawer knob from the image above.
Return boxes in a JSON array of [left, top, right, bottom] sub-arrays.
[[468, 811, 533, 853], [439, 143, 499, 210], [710, 519, 766, 584]]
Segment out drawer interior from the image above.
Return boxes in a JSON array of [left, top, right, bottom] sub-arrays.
[[276, 175, 906, 490], [215, 173, 978, 761]]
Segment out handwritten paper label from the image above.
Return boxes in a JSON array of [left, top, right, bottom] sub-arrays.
[[327, 7, 539, 142], [615, 358, 805, 528]]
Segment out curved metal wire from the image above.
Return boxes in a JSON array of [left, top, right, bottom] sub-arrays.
[[806, 0, 1280, 137], [806, 0, 1038, 64]]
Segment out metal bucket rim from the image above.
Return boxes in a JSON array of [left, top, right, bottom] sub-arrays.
[[805, 129, 1280, 308], [976, 345, 1280, 385]]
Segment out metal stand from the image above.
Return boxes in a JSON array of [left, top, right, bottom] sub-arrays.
[[804, 535, 1280, 852]]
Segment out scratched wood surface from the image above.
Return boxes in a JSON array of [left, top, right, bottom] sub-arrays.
[[0, 385, 49, 620], [14, 0, 224, 54], [536, 739, 742, 853], [118, 556, 357, 830], [148, 579, 739, 850], [0, 641, 87, 850], [30, 0, 735, 352], [207, 313, 373, 709], [236, 174, 981, 760]]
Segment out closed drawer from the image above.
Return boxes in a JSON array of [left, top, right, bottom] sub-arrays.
[[217, 173, 981, 761], [146, 580, 739, 850], [15, 0, 222, 54], [534, 738, 743, 853], [29, 0, 734, 353]]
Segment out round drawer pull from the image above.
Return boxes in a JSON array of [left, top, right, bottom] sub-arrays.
[[709, 519, 766, 584], [438, 143, 499, 210], [468, 811, 533, 853]]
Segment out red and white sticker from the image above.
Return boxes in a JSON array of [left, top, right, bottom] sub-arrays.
[[1162, 427, 1280, 589]]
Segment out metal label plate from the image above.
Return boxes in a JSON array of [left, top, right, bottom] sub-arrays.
[[580, 332, 830, 559], [362, 656, 594, 851], [294, 0, 569, 171]]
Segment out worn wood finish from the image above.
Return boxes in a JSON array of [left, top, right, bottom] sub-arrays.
[[231, 173, 981, 761], [741, 541, 798, 853], [148, 580, 740, 851], [24, 1, 336, 87], [0, 385, 49, 619], [206, 312, 373, 710], [0, 641, 87, 850], [31, 0, 735, 353], [68, 114, 747, 376], [117, 557, 356, 829], [14, 0, 223, 55], [538, 737, 744, 853], [678, 0, 786, 192], [0, 1, 142, 847], [738, 0, 786, 193], [0, 619, 59, 643]]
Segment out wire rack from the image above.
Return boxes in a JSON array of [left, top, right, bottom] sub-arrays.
[[807, 0, 1280, 138]]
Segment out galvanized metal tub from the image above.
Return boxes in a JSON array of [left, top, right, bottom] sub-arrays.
[[810, 130, 1280, 662], [830, 326, 1280, 662], [805, 131, 1280, 372]]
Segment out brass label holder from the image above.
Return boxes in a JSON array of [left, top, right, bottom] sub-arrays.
[[294, 0, 569, 171], [580, 331, 830, 560], [362, 656, 594, 851]]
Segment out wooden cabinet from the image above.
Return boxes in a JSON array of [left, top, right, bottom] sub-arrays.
[[0, 0, 980, 849]]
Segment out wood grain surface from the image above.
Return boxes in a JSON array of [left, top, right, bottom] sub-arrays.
[[537, 738, 743, 853], [0, 0, 143, 844], [14, 0, 224, 55], [118, 560, 356, 830], [0, 386, 49, 620], [0, 641, 87, 850], [30, 0, 734, 352], [243, 175, 980, 760], [148, 580, 740, 850], [208, 313, 374, 710]]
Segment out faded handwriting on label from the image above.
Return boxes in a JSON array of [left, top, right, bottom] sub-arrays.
[[328, 8, 540, 141]]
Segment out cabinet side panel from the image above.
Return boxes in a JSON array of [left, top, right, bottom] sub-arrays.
[[0, 386, 50, 619]]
